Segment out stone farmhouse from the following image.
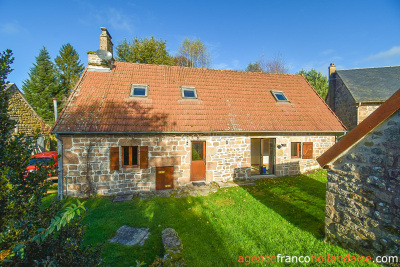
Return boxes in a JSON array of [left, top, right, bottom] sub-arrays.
[[326, 63, 400, 131], [52, 28, 346, 197], [6, 83, 50, 153], [318, 88, 400, 258]]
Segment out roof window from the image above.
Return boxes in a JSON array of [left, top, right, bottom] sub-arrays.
[[271, 91, 289, 102], [130, 84, 148, 98], [181, 87, 197, 99]]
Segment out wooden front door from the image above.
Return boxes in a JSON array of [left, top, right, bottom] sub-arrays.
[[156, 166, 174, 190], [190, 141, 206, 181]]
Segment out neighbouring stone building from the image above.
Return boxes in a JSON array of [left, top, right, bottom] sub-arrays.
[[6, 83, 50, 153], [318, 89, 400, 258], [326, 64, 400, 131], [52, 27, 346, 197]]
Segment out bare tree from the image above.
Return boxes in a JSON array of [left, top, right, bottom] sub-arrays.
[[176, 38, 211, 68], [260, 53, 289, 74], [245, 53, 289, 74]]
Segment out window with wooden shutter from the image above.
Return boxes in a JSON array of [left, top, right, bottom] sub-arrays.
[[302, 142, 313, 159], [122, 146, 139, 167], [110, 147, 120, 171], [140, 146, 148, 169]]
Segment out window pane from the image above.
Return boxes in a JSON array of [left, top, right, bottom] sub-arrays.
[[291, 142, 301, 157], [192, 142, 203, 160], [132, 146, 138, 165], [183, 89, 196, 98], [291, 143, 297, 157], [133, 87, 146, 96], [123, 147, 130, 165], [275, 92, 287, 101]]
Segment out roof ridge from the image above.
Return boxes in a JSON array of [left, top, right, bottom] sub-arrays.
[[115, 61, 297, 76], [337, 65, 400, 71]]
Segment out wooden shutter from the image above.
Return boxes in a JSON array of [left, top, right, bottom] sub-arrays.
[[139, 146, 148, 169], [302, 142, 313, 159], [110, 147, 120, 171]]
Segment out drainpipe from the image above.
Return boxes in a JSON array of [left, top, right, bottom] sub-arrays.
[[53, 98, 63, 200]]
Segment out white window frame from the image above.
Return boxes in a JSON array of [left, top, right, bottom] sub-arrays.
[[130, 84, 149, 98], [271, 90, 289, 102], [181, 86, 198, 99]]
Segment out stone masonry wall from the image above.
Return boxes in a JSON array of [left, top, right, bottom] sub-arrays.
[[274, 135, 336, 176], [358, 104, 380, 125], [333, 78, 357, 131], [61, 133, 336, 197], [325, 109, 400, 257]]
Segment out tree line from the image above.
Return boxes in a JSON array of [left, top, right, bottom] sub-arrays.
[[22, 36, 329, 125]]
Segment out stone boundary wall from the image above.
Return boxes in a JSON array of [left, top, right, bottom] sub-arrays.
[[61, 133, 336, 197], [325, 109, 400, 257]]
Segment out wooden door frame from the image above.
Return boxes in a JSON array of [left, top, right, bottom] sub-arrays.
[[190, 141, 206, 181]]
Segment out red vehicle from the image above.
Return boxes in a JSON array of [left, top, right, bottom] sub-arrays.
[[26, 151, 58, 175]]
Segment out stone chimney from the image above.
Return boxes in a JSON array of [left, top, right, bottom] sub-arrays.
[[329, 63, 336, 77], [88, 27, 113, 67], [100, 27, 113, 54], [327, 63, 337, 110]]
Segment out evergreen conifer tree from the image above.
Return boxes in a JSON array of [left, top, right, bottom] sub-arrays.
[[55, 43, 84, 100], [23, 47, 61, 124]]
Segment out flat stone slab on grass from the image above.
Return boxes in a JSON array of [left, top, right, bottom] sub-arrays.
[[108, 225, 150, 246], [234, 181, 256, 186], [113, 194, 133, 202], [217, 182, 239, 188]]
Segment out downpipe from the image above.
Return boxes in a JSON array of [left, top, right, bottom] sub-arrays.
[[53, 98, 63, 200]]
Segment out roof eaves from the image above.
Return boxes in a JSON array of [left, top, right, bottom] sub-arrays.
[[53, 130, 347, 135], [317, 88, 400, 167]]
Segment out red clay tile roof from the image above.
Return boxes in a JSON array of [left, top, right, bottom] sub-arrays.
[[317, 88, 400, 167], [52, 62, 346, 133]]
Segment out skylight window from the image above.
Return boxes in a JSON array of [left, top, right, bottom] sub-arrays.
[[181, 87, 198, 99], [271, 91, 289, 102], [130, 84, 148, 98]]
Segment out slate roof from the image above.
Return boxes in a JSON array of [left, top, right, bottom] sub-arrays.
[[336, 66, 400, 103], [52, 62, 346, 133], [318, 88, 400, 167]]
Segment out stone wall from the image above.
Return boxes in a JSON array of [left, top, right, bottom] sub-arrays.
[[332, 78, 358, 131], [325, 109, 400, 257], [61, 133, 336, 197], [358, 104, 380, 125], [274, 135, 335, 176]]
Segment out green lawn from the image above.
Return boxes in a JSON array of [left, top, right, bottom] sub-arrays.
[[45, 170, 374, 266]]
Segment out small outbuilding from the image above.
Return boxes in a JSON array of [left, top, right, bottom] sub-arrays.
[[326, 63, 400, 131], [318, 88, 400, 257]]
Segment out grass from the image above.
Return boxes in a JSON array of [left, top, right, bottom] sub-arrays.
[[45, 170, 374, 266]]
